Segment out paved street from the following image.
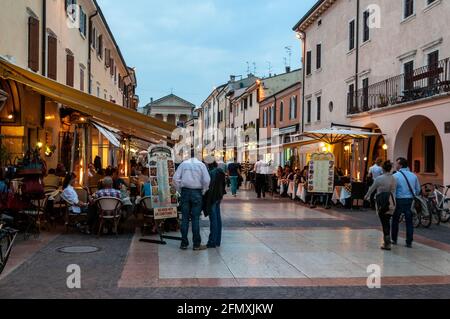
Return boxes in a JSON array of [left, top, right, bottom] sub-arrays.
[[1, 190, 450, 299]]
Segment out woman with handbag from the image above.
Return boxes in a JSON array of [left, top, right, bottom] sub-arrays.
[[365, 160, 397, 251]]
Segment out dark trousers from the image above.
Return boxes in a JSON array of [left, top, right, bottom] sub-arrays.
[[207, 200, 222, 247], [255, 174, 266, 198], [180, 188, 203, 247], [392, 198, 414, 245], [378, 211, 392, 240]]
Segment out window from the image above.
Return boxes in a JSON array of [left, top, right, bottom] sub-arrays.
[[428, 50, 439, 86], [306, 100, 311, 124], [349, 20, 355, 51], [347, 84, 355, 111], [404, 61, 414, 91], [271, 106, 275, 125], [306, 51, 312, 75], [427, 0, 436, 5], [290, 96, 297, 120], [424, 135, 436, 173], [363, 10, 370, 42], [79, 8, 87, 37], [362, 78, 369, 109], [28, 17, 40, 72], [279, 101, 284, 122], [66, 53, 74, 87], [404, 0, 414, 19], [316, 96, 321, 121], [263, 109, 267, 127], [97, 35, 103, 58], [80, 67, 84, 91], [316, 44, 322, 69], [90, 24, 97, 48], [47, 35, 57, 80], [105, 49, 111, 67], [249, 94, 253, 107]]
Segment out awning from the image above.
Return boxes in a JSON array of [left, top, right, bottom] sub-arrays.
[[300, 127, 383, 145], [282, 138, 321, 149], [0, 58, 176, 141], [91, 121, 121, 148]]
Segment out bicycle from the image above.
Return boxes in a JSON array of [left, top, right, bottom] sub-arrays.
[[0, 214, 18, 275], [432, 184, 450, 223]]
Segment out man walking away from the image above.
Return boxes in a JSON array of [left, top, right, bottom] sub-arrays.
[[392, 157, 420, 248], [254, 156, 267, 199], [173, 154, 211, 251], [227, 159, 240, 197], [205, 162, 226, 248]]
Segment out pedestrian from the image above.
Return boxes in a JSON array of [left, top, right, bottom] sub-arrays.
[[227, 158, 240, 197], [365, 160, 397, 251], [254, 156, 267, 198], [369, 158, 384, 180], [173, 153, 211, 251], [392, 157, 420, 248], [205, 162, 226, 248]]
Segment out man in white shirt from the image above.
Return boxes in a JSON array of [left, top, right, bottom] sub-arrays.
[[254, 156, 267, 199], [369, 158, 384, 180], [173, 155, 211, 251]]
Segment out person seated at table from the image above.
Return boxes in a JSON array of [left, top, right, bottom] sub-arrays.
[[62, 173, 92, 234], [280, 166, 292, 197], [299, 165, 309, 183], [0, 169, 8, 194], [112, 168, 128, 190], [43, 169, 61, 189], [93, 176, 121, 200]]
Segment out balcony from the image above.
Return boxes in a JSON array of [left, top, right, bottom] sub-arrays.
[[348, 58, 450, 115]]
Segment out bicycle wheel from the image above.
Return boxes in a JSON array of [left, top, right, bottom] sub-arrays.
[[413, 212, 421, 228], [430, 202, 441, 226], [420, 211, 432, 228], [441, 200, 450, 223]]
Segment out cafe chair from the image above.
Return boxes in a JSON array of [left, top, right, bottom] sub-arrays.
[[95, 197, 122, 237], [60, 193, 88, 233], [350, 182, 366, 210], [138, 196, 156, 236]]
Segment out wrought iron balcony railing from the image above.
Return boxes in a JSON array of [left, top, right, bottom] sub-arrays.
[[347, 58, 450, 115]]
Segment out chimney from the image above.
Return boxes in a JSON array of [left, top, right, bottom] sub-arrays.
[[150, 97, 153, 103], [230, 75, 236, 83], [285, 66, 291, 73]]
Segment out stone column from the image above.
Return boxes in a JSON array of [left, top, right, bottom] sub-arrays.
[[163, 114, 168, 122]]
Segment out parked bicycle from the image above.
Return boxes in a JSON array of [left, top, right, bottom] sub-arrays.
[[427, 184, 450, 224], [0, 214, 18, 275]]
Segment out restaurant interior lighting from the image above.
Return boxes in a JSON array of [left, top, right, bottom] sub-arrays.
[[7, 113, 14, 120], [36, 141, 43, 149], [382, 144, 388, 150]]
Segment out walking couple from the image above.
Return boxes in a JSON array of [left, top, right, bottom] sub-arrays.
[[365, 157, 420, 251], [173, 156, 226, 251]]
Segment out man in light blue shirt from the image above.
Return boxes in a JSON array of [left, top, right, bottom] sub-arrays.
[[173, 155, 211, 251], [392, 157, 421, 248], [369, 158, 384, 180]]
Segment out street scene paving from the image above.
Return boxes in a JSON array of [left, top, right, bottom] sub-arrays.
[[1, 191, 450, 299]]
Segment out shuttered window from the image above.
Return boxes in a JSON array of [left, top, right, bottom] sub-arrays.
[[110, 59, 114, 76], [306, 51, 312, 75], [105, 48, 111, 67], [28, 17, 40, 72], [80, 67, 84, 91], [66, 53, 74, 87], [97, 35, 103, 58], [47, 35, 57, 80], [79, 8, 87, 37]]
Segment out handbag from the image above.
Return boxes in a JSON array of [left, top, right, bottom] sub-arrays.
[[398, 171, 428, 217], [375, 192, 395, 216]]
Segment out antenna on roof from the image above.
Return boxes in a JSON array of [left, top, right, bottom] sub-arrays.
[[252, 62, 256, 75], [246, 62, 250, 75], [266, 61, 272, 77]]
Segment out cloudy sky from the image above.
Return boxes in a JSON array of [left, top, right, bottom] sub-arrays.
[[97, 0, 317, 107]]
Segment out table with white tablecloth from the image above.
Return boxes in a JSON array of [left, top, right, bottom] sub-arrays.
[[296, 183, 307, 202], [331, 186, 351, 206]]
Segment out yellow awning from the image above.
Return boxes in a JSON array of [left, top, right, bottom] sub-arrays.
[[0, 58, 176, 141]]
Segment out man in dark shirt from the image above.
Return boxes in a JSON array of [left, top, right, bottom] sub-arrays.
[[227, 159, 241, 197]]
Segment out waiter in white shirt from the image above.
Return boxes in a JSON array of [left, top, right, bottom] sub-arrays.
[[254, 156, 267, 199], [173, 154, 211, 251]]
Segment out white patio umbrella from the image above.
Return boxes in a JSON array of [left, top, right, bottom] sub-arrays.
[[300, 127, 383, 144]]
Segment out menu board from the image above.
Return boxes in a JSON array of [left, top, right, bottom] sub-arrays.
[[307, 152, 335, 194], [147, 145, 178, 220]]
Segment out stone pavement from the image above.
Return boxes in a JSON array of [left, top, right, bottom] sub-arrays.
[[1, 190, 450, 299]]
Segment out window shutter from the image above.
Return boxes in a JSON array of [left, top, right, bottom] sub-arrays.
[[98, 35, 103, 57], [110, 59, 114, 76], [47, 35, 57, 80], [105, 48, 110, 67], [80, 68, 84, 91], [28, 17, 40, 72], [66, 54, 74, 87]]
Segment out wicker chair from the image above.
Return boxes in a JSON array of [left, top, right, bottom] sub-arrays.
[[138, 196, 155, 236], [60, 193, 88, 233], [95, 197, 122, 237]]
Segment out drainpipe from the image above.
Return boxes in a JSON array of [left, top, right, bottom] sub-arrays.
[[88, 11, 98, 95], [40, 0, 47, 128], [299, 31, 306, 135]]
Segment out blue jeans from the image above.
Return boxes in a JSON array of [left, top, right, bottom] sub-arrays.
[[207, 200, 222, 247], [180, 188, 203, 247], [392, 198, 414, 245], [230, 176, 238, 195]]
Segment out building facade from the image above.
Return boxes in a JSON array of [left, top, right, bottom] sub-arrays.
[[0, 0, 138, 171], [140, 94, 195, 127], [293, 0, 450, 185]]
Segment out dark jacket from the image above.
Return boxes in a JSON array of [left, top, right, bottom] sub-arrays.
[[204, 168, 226, 216]]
